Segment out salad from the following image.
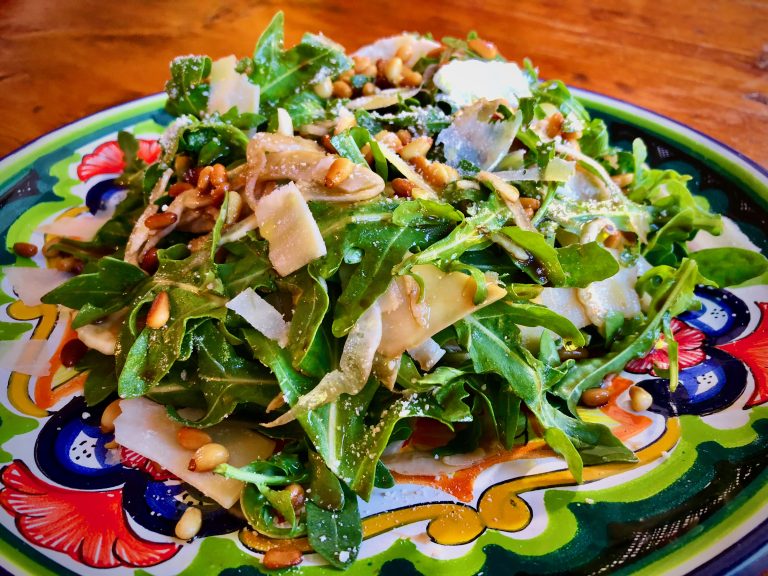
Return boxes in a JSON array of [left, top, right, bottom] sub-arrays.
[[30, 12, 767, 570]]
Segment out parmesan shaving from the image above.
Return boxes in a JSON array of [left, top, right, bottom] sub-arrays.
[[226, 288, 290, 347], [2, 267, 71, 306], [0, 339, 53, 377]]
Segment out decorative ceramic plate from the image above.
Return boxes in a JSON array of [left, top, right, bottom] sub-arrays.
[[0, 91, 767, 576]]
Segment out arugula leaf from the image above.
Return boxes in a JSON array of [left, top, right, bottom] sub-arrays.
[[165, 55, 212, 118], [306, 482, 362, 568], [501, 299, 585, 347], [217, 236, 276, 297], [77, 350, 117, 406], [689, 247, 768, 288], [248, 12, 351, 107], [41, 257, 147, 328]]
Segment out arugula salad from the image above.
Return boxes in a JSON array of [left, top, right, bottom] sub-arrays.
[[37, 12, 767, 570]]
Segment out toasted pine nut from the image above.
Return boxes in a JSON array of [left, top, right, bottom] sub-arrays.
[[100, 399, 122, 434], [363, 64, 377, 77], [580, 388, 610, 407], [210, 164, 227, 188], [360, 143, 373, 164], [262, 547, 303, 570], [188, 442, 229, 472], [339, 69, 354, 82], [362, 82, 377, 96], [266, 392, 286, 413], [423, 162, 459, 187], [13, 242, 38, 258], [177, 427, 213, 450], [519, 197, 541, 212], [375, 130, 402, 152], [332, 80, 353, 99], [325, 157, 355, 188], [140, 247, 159, 273], [468, 38, 499, 59], [104, 440, 120, 449], [395, 42, 414, 63], [196, 165, 213, 190], [399, 136, 433, 161], [313, 77, 333, 99], [146, 291, 171, 329], [145, 212, 178, 230], [169, 182, 193, 197], [396, 129, 412, 145], [175, 507, 202, 540], [611, 173, 634, 188], [546, 112, 565, 139], [400, 69, 423, 87], [321, 134, 338, 153], [285, 483, 305, 509], [391, 178, 416, 197], [629, 386, 653, 412], [410, 155, 430, 173], [384, 57, 403, 85], [352, 55, 371, 73], [225, 191, 243, 225]]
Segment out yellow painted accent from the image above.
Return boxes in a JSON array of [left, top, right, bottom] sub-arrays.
[[5, 300, 60, 417]]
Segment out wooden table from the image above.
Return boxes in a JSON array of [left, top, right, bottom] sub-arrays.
[[1, 0, 766, 166]]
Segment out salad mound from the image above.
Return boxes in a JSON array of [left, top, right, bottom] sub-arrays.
[[38, 12, 767, 570]]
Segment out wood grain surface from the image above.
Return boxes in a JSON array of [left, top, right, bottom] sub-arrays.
[[1, 0, 766, 166]]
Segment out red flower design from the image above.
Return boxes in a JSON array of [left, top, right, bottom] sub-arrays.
[[120, 447, 177, 482], [625, 318, 706, 375], [0, 461, 179, 568], [77, 139, 161, 181]]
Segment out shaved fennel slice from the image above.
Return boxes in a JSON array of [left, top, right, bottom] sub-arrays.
[[113, 398, 275, 509], [2, 267, 71, 306], [255, 182, 327, 276], [124, 168, 173, 266], [407, 338, 445, 371], [226, 288, 290, 347], [264, 303, 382, 427]]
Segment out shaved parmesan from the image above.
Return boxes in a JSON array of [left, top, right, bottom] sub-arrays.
[[276, 107, 293, 136], [208, 55, 260, 115], [577, 249, 643, 328], [226, 288, 290, 347], [434, 60, 532, 107], [353, 34, 441, 68], [75, 310, 125, 356], [346, 88, 419, 111], [113, 398, 275, 509], [407, 338, 445, 371], [689, 215, 760, 252], [378, 264, 506, 358], [255, 182, 327, 276], [2, 267, 71, 306], [519, 288, 589, 349], [0, 339, 52, 377]]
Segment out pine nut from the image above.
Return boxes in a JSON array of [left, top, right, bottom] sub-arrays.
[[313, 77, 334, 99], [546, 112, 565, 139], [395, 42, 414, 63], [391, 178, 416, 197], [176, 427, 213, 450], [375, 130, 402, 152], [145, 212, 178, 230], [262, 547, 303, 570], [60, 338, 88, 368], [146, 291, 171, 329], [210, 164, 227, 188], [13, 242, 38, 258], [400, 69, 423, 87], [169, 182, 193, 197], [332, 80, 352, 99], [611, 173, 634, 188], [396, 129, 412, 145], [363, 64, 377, 77], [580, 388, 610, 407], [629, 386, 653, 412], [519, 197, 541, 212], [325, 157, 355, 188], [352, 55, 371, 73], [225, 191, 243, 225], [423, 162, 459, 187], [174, 507, 202, 540], [100, 399, 122, 433], [468, 38, 499, 59], [286, 483, 305, 508], [410, 155, 430, 173], [321, 134, 338, 153], [140, 247, 159, 273], [188, 442, 229, 472], [384, 57, 403, 85], [339, 69, 354, 82], [104, 440, 120, 449], [399, 136, 433, 161], [362, 82, 377, 96], [196, 165, 213, 190]]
